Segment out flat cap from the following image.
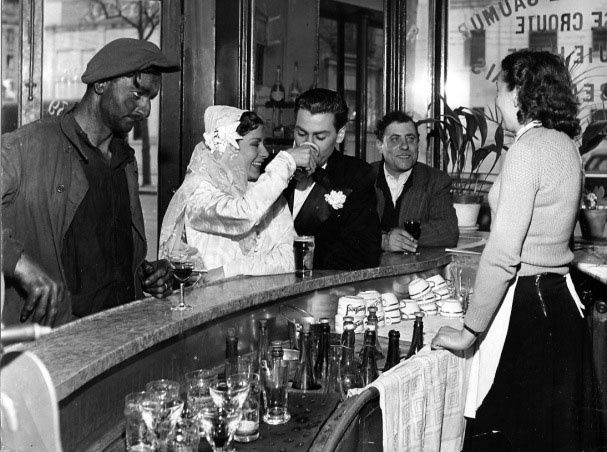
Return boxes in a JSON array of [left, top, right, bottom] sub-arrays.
[[81, 38, 180, 84]]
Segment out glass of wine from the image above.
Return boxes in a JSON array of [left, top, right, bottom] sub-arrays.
[[171, 260, 194, 311], [403, 220, 421, 240]]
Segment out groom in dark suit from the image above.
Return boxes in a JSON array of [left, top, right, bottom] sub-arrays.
[[284, 89, 381, 270], [372, 111, 458, 253]]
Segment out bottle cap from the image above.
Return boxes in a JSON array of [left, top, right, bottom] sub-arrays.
[[368, 306, 377, 314], [414, 313, 424, 320], [227, 327, 236, 337], [388, 330, 400, 339], [302, 321, 311, 333], [343, 316, 354, 322], [271, 340, 283, 348], [320, 318, 330, 324], [258, 319, 267, 328]]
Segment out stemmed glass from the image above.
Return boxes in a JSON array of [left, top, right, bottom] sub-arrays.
[[199, 373, 251, 452], [170, 259, 194, 311], [144, 380, 184, 449]]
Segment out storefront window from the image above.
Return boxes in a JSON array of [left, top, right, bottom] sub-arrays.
[[446, 0, 607, 176], [41, 0, 162, 259], [1, 0, 20, 133]]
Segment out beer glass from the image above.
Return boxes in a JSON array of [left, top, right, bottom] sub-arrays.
[[293, 236, 315, 277], [124, 391, 157, 451], [260, 360, 291, 425], [234, 373, 261, 443]]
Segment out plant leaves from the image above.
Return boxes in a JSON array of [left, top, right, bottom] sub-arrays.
[[580, 120, 607, 155], [471, 144, 495, 171]]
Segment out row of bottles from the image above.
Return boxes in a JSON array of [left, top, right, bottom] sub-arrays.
[[226, 312, 424, 400], [270, 62, 318, 104]]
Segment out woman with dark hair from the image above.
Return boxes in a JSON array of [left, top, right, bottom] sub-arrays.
[[433, 50, 588, 450], [159, 106, 318, 281]]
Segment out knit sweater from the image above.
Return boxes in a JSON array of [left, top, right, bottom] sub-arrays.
[[465, 126, 583, 332]]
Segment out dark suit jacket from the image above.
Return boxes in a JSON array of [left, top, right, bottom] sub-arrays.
[[371, 161, 459, 247], [285, 151, 381, 270]]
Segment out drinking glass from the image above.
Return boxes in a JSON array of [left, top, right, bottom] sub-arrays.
[[185, 369, 216, 425], [170, 260, 194, 311], [209, 373, 251, 411], [293, 236, 315, 277], [145, 380, 184, 447], [225, 355, 253, 378], [234, 373, 261, 443], [199, 405, 242, 452], [260, 360, 291, 425], [403, 220, 421, 240], [166, 418, 200, 452], [200, 373, 251, 452], [124, 391, 157, 452]]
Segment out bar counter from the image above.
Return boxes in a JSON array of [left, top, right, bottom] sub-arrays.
[[14, 249, 451, 450], [10, 238, 606, 451]]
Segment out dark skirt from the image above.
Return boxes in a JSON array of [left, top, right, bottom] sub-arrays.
[[465, 273, 598, 452]]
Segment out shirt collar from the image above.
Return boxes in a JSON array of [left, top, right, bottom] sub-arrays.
[[514, 120, 541, 143]]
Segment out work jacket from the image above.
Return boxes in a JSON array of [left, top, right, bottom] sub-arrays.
[[1, 111, 147, 326]]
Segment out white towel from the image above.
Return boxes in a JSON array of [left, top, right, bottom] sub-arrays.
[[465, 273, 584, 418], [350, 347, 470, 451]]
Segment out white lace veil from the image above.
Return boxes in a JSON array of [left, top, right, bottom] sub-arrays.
[[158, 106, 248, 264]]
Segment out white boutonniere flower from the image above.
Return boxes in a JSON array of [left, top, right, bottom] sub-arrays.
[[324, 190, 347, 210]]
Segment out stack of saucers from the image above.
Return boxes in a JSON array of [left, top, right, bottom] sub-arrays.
[[381, 292, 401, 325], [426, 274, 451, 301], [408, 277, 438, 315], [399, 298, 422, 320], [357, 290, 385, 326], [335, 295, 366, 333]]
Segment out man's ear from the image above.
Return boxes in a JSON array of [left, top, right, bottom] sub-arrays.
[[93, 81, 107, 95], [336, 126, 346, 144], [376, 138, 384, 154]]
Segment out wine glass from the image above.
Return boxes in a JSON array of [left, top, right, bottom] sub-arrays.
[[144, 380, 184, 449], [199, 373, 251, 452], [170, 259, 194, 311]]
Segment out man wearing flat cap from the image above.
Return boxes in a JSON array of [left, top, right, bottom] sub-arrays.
[[1, 38, 180, 327]]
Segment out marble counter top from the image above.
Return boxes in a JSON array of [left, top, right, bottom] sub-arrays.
[[17, 249, 451, 401]]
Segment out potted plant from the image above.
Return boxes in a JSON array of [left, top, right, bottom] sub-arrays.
[[579, 186, 607, 240], [419, 97, 505, 228]]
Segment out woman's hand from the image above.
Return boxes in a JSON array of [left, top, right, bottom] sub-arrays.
[[431, 326, 477, 351], [286, 142, 320, 175]]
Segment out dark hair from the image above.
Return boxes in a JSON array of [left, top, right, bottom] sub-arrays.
[[375, 111, 418, 140], [501, 49, 580, 138], [294, 88, 349, 131], [237, 111, 264, 136]]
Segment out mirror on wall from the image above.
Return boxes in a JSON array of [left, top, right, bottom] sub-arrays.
[[253, 0, 319, 144]]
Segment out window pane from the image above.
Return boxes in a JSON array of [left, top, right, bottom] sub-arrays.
[[365, 25, 384, 163], [2, 0, 20, 133], [404, 0, 433, 165], [42, 0, 162, 260], [447, 0, 607, 175]]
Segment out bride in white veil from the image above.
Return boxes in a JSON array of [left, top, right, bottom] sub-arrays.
[[159, 105, 318, 281]]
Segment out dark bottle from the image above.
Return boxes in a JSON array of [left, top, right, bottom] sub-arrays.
[[314, 318, 331, 383], [224, 327, 239, 377], [270, 65, 285, 102], [405, 313, 424, 359], [292, 321, 321, 390], [366, 306, 384, 359], [339, 330, 363, 396], [255, 319, 269, 373], [383, 330, 401, 372], [360, 324, 379, 385]]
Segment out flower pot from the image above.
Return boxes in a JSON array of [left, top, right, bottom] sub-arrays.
[[579, 208, 607, 240], [453, 194, 482, 228]]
